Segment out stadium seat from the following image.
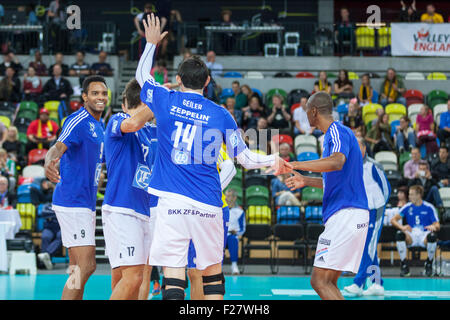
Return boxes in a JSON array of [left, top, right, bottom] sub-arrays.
[[244, 170, 267, 188], [0, 115, 10, 128], [403, 89, 424, 107], [271, 134, 293, 149], [225, 184, 243, 206], [337, 103, 348, 121], [0, 101, 17, 113], [301, 187, 323, 203], [375, 151, 398, 171], [223, 71, 243, 78], [44, 101, 60, 112], [272, 224, 306, 273], [287, 89, 309, 106], [348, 71, 359, 80], [434, 104, 448, 127], [427, 72, 447, 80], [70, 100, 81, 111], [18, 132, 27, 145], [385, 170, 402, 188], [17, 184, 40, 204], [22, 165, 45, 179], [408, 103, 424, 124], [251, 88, 263, 99], [266, 88, 288, 108], [305, 206, 323, 224], [355, 27, 375, 49], [220, 88, 234, 99], [294, 135, 317, 155], [276, 206, 301, 224], [390, 119, 400, 137], [427, 90, 448, 110], [17, 109, 37, 121], [439, 188, 450, 208], [246, 206, 272, 224], [297, 152, 319, 162], [377, 27, 391, 48], [290, 102, 301, 114], [386, 103, 407, 123], [371, 89, 379, 103], [28, 149, 48, 165], [274, 72, 293, 78], [245, 185, 269, 206], [240, 223, 274, 274], [362, 103, 382, 125], [295, 71, 315, 78], [405, 72, 425, 80], [246, 71, 264, 79], [16, 203, 36, 230], [326, 72, 336, 79]]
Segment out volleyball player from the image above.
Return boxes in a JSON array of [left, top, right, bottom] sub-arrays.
[[285, 91, 369, 300], [44, 75, 108, 300]]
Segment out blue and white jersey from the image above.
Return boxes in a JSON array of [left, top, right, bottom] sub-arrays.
[[322, 121, 368, 223], [227, 207, 246, 236], [52, 107, 105, 212], [399, 201, 439, 231], [140, 79, 247, 212], [363, 156, 391, 210], [103, 113, 157, 219]]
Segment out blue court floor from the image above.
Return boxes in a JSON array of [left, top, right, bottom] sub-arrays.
[[1, 275, 450, 300]]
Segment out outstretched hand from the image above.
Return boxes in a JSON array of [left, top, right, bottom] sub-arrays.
[[45, 158, 61, 183], [285, 171, 306, 191], [265, 155, 293, 175], [142, 13, 168, 46]]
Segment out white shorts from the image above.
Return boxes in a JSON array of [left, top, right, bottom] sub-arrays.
[[406, 227, 430, 248], [102, 208, 155, 269], [53, 205, 96, 248], [314, 208, 369, 274], [148, 197, 223, 270]]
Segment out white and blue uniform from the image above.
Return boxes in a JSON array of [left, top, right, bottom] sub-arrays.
[[353, 156, 391, 288], [399, 201, 439, 247], [52, 107, 105, 248], [314, 121, 370, 273], [101, 113, 157, 268], [226, 207, 246, 263]]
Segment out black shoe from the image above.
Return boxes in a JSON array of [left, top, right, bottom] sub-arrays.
[[425, 259, 433, 277], [400, 261, 410, 277]]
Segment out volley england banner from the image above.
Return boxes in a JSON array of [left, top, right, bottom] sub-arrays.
[[391, 23, 450, 56]]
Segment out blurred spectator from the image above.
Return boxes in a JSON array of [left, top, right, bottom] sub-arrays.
[[397, 186, 409, 207], [25, 4, 38, 25], [47, 0, 67, 52], [150, 59, 169, 85], [431, 146, 449, 188], [220, 9, 236, 54], [23, 66, 43, 101], [333, 69, 354, 99], [380, 68, 406, 107], [279, 143, 295, 162], [241, 85, 262, 106], [48, 52, 69, 76], [204, 69, 219, 103], [231, 81, 247, 110], [69, 51, 91, 77], [154, 0, 172, 59], [366, 113, 395, 153], [91, 51, 113, 76], [268, 95, 291, 131], [0, 148, 16, 191], [37, 203, 60, 270], [271, 174, 301, 206], [400, 0, 419, 22], [0, 175, 16, 209], [335, 7, 355, 55], [160, 9, 183, 60], [371, 106, 385, 128], [293, 96, 322, 138], [0, 67, 21, 103], [247, 117, 271, 151], [242, 96, 266, 130], [395, 116, 416, 153], [182, 48, 193, 60], [437, 99, 450, 145], [2, 126, 24, 165], [42, 64, 73, 101], [343, 98, 363, 132], [354, 127, 374, 158], [31, 179, 55, 205], [408, 160, 443, 208], [134, 3, 155, 58], [403, 147, 422, 180], [416, 105, 438, 154], [28, 50, 47, 76], [225, 97, 242, 128], [224, 188, 245, 275], [205, 51, 223, 78], [0, 51, 23, 75], [420, 3, 443, 23], [314, 71, 332, 95], [358, 74, 373, 106], [0, 5, 4, 24], [26, 108, 59, 153]]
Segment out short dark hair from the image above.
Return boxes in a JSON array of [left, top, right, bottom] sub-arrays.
[[410, 185, 424, 198], [306, 91, 333, 115], [76, 50, 85, 56], [122, 79, 142, 110], [177, 56, 209, 90], [440, 145, 449, 153], [82, 75, 107, 94], [232, 80, 240, 86]]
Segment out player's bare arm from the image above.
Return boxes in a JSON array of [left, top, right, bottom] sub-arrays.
[[390, 213, 412, 232], [120, 107, 154, 133], [290, 152, 346, 173], [285, 170, 324, 190], [425, 221, 440, 232], [44, 141, 67, 183]]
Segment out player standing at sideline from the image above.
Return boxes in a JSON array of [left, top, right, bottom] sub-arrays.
[[102, 78, 157, 300], [343, 137, 390, 297], [284, 91, 369, 300], [133, 14, 292, 300], [44, 76, 108, 300]]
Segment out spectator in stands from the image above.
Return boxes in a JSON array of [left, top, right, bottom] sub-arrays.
[[231, 81, 247, 110], [205, 51, 223, 78], [47, 0, 67, 52], [0, 51, 22, 76], [354, 126, 374, 158], [225, 97, 242, 128], [182, 48, 192, 60], [416, 105, 439, 154], [224, 188, 245, 275], [437, 99, 450, 146], [25, 4, 38, 25], [242, 96, 266, 130], [431, 146, 449, 188], [380, 68, 407, 107], [134, 3, 157, 58], [0, 148, 15, 192], [268, 94, 291, 131], [241, 85, 262, 106], [314, 71, 332, 95], [335, 7, 355, 55], [48, 52, 69, 76], [271, 174, 302, 206], [408, 160, 443, 208], [0, 5, 4, 24], [0, 175, 16, 209], [28, 50, 47, 76], [400, 0, 419, 22], [420, 3, 444, 23], [247, 117, 271, 152], [42, 64, 73, 102], [333, 69, 354, 99], [150, 59, 169, 85], [23, 66, 43, 101], [371, 106, 385, 128], [278, 142, 295, 162], [366, 113, 395, 153], [69, 51, 91, 77], [0, 67, 21, 103], [26, 108, 59, 154], [31, 179, 55, 205], [404, 147, 421, 180], [2, 126, 24, 166], [293, 96, 322, 138], [395, 116, 416, 153], [220, 9, 236, 54], [91, 51, 113, 76], [160, 9, 183, 60], [358, 74, 373, 106], [343, 98, 363, 132], [38, 203, 61, 270]]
